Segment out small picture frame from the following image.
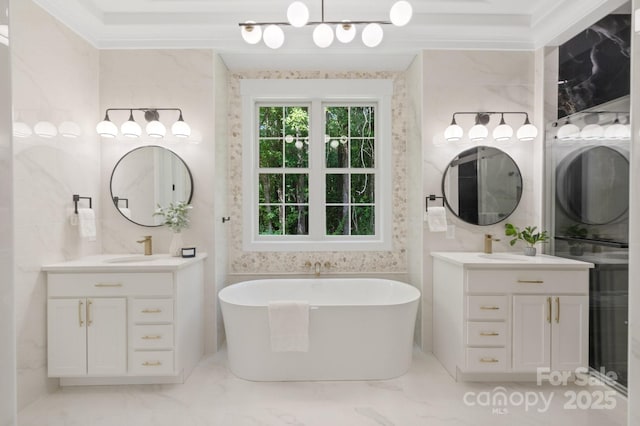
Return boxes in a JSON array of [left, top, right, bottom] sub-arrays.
[[181, 247, 196, 258]]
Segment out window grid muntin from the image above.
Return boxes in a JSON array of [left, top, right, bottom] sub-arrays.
[[257, 104, 310, 236], [323, 104, 377, 236]]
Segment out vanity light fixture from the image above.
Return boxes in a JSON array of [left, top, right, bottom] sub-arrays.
[[443, 111, 538, 143], [13, 121, 32, 138], [58, 121, 81, 138], [239, 0, 412, 49], [33, 121, 58, 138], [554, 112, 630, 141], [96, 108, 191, 140]]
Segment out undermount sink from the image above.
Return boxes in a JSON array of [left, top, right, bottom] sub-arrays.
[[477, 253, 533, 262], [104, 255, 167, 264]]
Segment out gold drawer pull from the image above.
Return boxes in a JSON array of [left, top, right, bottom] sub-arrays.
[[517, 280, 544, 284], [142, 335, 162, 340], [142, 309, 162, 314], [78, 300, 84, 327], [480, 306, 500, 310], [142, 361, 162, 367], [480, 332, 499, 336], [480, 358, 499, 363], [95, 283, 123, 287]]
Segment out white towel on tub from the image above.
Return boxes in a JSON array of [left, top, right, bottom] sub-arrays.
[[268, 300, 309, 352]]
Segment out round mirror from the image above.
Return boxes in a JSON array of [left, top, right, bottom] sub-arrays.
[[110, 146, 193, 227], [556, 146, 629, 225], [442, 146, 522, 226]]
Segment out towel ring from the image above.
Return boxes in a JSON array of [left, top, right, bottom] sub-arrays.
[[73, 194, 93, 214], [426, 194, 444, 212]]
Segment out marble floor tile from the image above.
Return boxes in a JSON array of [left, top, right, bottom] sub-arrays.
[[18, 349, 627, 426]]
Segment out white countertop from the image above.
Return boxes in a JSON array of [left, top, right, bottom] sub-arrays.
[[431, 251, 593, 269], [42, 253, 207, 273]]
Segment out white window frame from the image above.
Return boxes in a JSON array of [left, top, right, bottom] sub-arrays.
[[241, 79, 393, 252]]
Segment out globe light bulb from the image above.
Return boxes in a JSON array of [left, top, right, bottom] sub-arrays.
[[287, 1, 309, 27]]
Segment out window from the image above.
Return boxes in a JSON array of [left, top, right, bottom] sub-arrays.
[[242, 79, 392, 251]]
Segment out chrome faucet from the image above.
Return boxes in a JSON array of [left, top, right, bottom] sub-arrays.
[[137, 236, 153, 255], [484, 234, 500, 254]]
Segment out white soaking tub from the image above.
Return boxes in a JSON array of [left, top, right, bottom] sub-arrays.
[[219, 278, 420, 381]]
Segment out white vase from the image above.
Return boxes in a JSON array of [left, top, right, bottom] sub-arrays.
[[523, 246, 536, 256], [169, 232, 184, 257]]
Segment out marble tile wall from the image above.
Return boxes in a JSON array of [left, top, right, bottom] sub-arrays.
[[11, 0, 100, 410], [405, 55, 424, 347], [421, 50, 539, 351], [0, 0, 15, 422], [628, 0, 639, 422], [212, 55, 229, 349], [227, 71, 408, 276], [98, 49, 220, 354]]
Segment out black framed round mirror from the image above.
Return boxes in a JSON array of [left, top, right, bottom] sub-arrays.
[[110, 146, 193, 227], [556, 146, 629, 225], [441, 146, 522, 226]]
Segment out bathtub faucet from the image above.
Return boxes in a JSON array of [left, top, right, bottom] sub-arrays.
[[304, 260, 322, 276]]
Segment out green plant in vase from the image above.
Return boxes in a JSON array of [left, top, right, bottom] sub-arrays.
[[504, 223, 550, 256]]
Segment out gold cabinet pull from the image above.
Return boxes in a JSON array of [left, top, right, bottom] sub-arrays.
[[556, 297, 560, 323], [142, 361, 162, 366], [479, 332, 499, 336], [480, 306, 500, 310], [480, 358, 499, 363], [87, 299, 93, 326], [517, 280, 544, 284], [547, 297, 551, 323], [142, 309, 162, 314], [78, 300, 84, 327], [142, 335, 162, 340], [95, 283, 123, 287]]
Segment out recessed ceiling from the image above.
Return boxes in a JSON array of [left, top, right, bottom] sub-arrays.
[[32, 0, 630, 71]]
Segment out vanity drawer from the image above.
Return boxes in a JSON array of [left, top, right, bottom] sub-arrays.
[[466, 348, 507, 372], [466, 295, 508, 320], [466, 269, 588, 294], [132, 325, 174, 349], [132, 299, 174, 323], [48, 273, 173, 297], [466, 322, 507, 346], [130, 351, 174, 375]]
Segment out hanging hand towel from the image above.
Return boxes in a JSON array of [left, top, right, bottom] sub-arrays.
[[427, 206, 448, 232], [268, 300, 309, 352], [77, 208, 96, 241]]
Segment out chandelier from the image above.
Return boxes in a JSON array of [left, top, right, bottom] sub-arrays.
[[239, 0, 413, 49]]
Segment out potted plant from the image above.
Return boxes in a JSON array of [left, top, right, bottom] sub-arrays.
[[565, 224, 588, 256], [504, 223, 550, 256], [153, 201, 192, 256]]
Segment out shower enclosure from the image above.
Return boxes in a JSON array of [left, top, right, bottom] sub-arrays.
[[547, 100, 629, 392]]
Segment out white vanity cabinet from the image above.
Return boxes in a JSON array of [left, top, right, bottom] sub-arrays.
[[43, 254, 206, 386], [512, 294, 588, 372], [48, 297, 126, 377], [432, 252, 592, 381]]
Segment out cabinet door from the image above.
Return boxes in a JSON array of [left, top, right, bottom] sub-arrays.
[[551, 295, 588, 372], [48, 298, 87, 377], [512, 295, 551, 372], [86, 298, 127, 375]]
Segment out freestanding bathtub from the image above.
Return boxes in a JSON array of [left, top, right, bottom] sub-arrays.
[[219, 278, 420, 381]]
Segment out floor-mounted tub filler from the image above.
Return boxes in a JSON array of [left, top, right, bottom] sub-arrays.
[[219, 278, 420, 381]]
